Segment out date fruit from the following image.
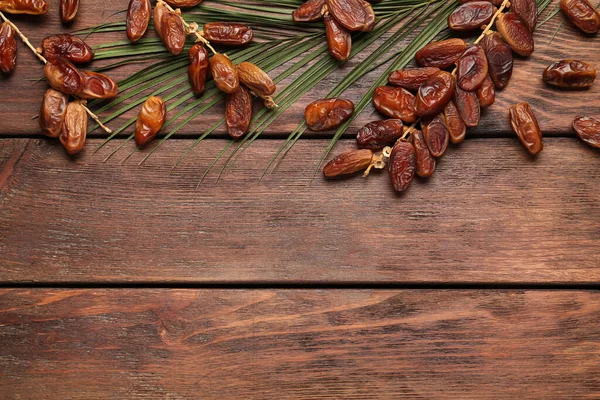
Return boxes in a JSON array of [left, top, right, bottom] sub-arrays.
[[509, 102, 543, 155], [226, 85, 252, 139], [387, 67, 440, 92], [323, 149, 373, 178], [448, 1, 497, 31], [78, 71, 119, 100], [560, 0, 600, 33], [164, 0, 203, 7], [203, 22, 253, 46], [415, 70, 456, 118], [325, 13, 351, 61], [444, 100, 466, 144], [41, 34, 94, 64], [422, 114, 449, 157], [573, 116, 600, 148], [415, 38, 466, 69], [60, 0, 78, 23], [210, 53, 239, 94], [389, 140, 416, 192], [356, 119, 403, 150], [237, 61, 276, 96], [326, 0, 375, 32], [305, 98, 354, 131], [39, 89, 68, 138], [411, 129, 435, 178], [480, 32, 513, 89], [459, 0, 502, 5], [510, 0, 537, 32], [454, 86, 480, 127], [0, 0, 48, 14], [476, 75, 495, 107], [126, 0, 151, 42], [0, 22, 16, 74], [44, 56, 83, 95], [292, 0, 326, 22], [154, 3, 185, 55], [543, 59, 596, 88], [456, 44, 488, 91], [496, 12, 534, 57], [372, 86, 416, 123], [60, 101, 87, 155], [188, 43, 209, 94], [135, 96, 166, 147]]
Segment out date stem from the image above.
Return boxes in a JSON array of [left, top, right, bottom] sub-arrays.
[[159, 0, 218, 55], [473, 0, 510, 45]]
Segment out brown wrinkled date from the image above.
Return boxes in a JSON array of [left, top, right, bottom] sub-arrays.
[[510, 0, 538, 32], [448, 1, 497, 31], [573, 116, 600, 148], [509, 102, 543, 155], [226, 85, 252, 139], [126, 0, 151, 42], [480, 31, 513, 89], [210, 53, 239, 94], [292, 0, 326, 22], [325, 0, 375, 32], [0, 22, 16, 74], [324, 13, 351, 61], [237, 61, 276, 96], [164, 0, 203, 7], [44, 56, 83, 95], [60, 102, 87, 155], [60, 0, 78, 23], [154, 3, 185, 55], [389, 140, 416, 192], [456, 44, 488, 91], [459, 0, 502, 5], [203, 22, 253, 46], [411, 129, 436, 178], [78, 71, 119, 100], [415, 38, 466, 69], [415, 70, 456, 118], [387, 67, 440, 91], [41, 34, 94, 64], [0, 0, 48, 14], [444, 100, 467, 144], [39, 89, 68, 138], [188, 43, 209, 94], [560, 0, 600, 34], [323, 149, 373, 178], [305, 98, 354, 131], [135, 96, 166, 147], [496, 12, 534, 57], [356, 119, 403, 150], [454, 86, 481, 127], [543, 59, 596, 88], [422, 114, 449, 157], [476, 75, 495, 107], [372, 86, 416, 123]]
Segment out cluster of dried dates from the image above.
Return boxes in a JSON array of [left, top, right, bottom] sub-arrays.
[[292, 0, 376, 61], [0, 0, 79, 23]]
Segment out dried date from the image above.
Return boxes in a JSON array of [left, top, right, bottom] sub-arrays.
[[0, 22, 16, 74], [60, 0, 78, 23], [0, 0, 48, 14], [510, 0, 537, 32], [456, 44, 488, 91], [573, 116, 600, 148], [126, 0, 151, 43], [415, 38, 466, 69], [325, 13, 351, 61], [164, 0, 203, 7], [325, 0, 375, 32], [356, 119, 403, 150], [41, 34, 94, 64], [305, 98, 354, 131], [203, 22, 253, 46], [60, 101, 87, 155], [422, 114, 449, 157], [509, 102, 543, 155], [448, 1, 497, 31], [411, 129, 435, 178], [454, 87, 480, 127], [496, 12, 534, 57], [154, 3, 185, 55], [44, 56, 83, 95], [293, 0, 326, 22], [444, 100, 466, 144], [389, 140, 416, 192], [323, 149, 374, 178], [237, 61, 276, 96], [476, 75, 495, 107], [78, 71, 119, 100], [560, 0, 600, 34], [39, 89, 68, 138], [387, 67, 440, 92], [480, 32, 513, 89], [543, 59, 596, 88], [459, 0, 502, 5], [210, 53, 239, 94], [415, 70, 456, 118], [372, 86, 416, 123], [188, 43, 209, 94], [226, 85, 252, 139], [135, 96, 166, 147]]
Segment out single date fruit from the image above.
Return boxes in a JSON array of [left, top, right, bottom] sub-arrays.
[[543, 59, 596, 88], [389, 140, 416, 192], [154, 3, 185, 55], [41, 34, 94, 64], [372, 86, 416, 123], [448, 1, 497, 31], [456, 44, 489, 91], [226, 85, 252, 139], [126, 0, 151, 42], [510, 0, 538, 31], [422, 114, 449, 157], [44, 56, 83, 95], [387, 67, 440, 92], [509, 102, 543, 155], [454, 86, 481, 127], [210, 53, 239, 94], [237, 61, 276, 96], [480, 32, 513, 89], [164, 0, 203, 7], [60, 0, 78, 23], [203, 22, 253, 46], [135, 96, 166, 147], [476, 75, 496, 107], [323, 148, 373, 178], [356, 119, 404, 150], [415, 70, 456, 118], [188, 43, 209, 94], [305, 98, 354, 131], [292, 0, 326, 22], [411, 129, 436, 178], [496, 12, 534, 57], [60, 101, 87, 155], [325, 0, 375, 32], [78, 71, 119, 100], [573, 116, 600, 148], [39, 89, 68, 138], [324, 13, 351, 61], [415, 38, 467, 69], [560, 0, 600, 34], [0, 22, 16, 74], [444, 100, 467, 144]]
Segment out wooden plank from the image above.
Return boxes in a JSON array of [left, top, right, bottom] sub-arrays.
[[1, 289, 599, 399], [1, 137, 598, 284], [0, 1, 598, 138]]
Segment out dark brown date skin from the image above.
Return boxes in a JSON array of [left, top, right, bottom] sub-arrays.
[[39, 89, 68, 138], [154, 4, 185, 55], [387, 67, 440, 92], [573, 116, 600, 148], [459, 0, 502, 5], [210, 53, 239, 94], [0, 0, 48, 14], [496, 12, 534, 57], [411, 129, 435, 178], [323, 149, 374, 178], [448, 1, 497, 31], [415, 70, 456, 118], [126, 0, 151, 42], [389, 140, 416, 192], [444, 100, 466, 144], [226, 85, 252, 139], [44, 56, 83, 95], [164, 0, 203, 7], [422, 114, 449, 157], [356, 119, 403, 150], [543, 59, 596, 88], [480, 32, 513, 89], [509, 102, 543, 155], [237, 61, 276, 96], [325, 13, 351, 61], [415, 38, 467, 69], [325, 0, 375, 32], [293, 0, 326, 22], [0, 22, 16, 74], [560, 0, 600, 33], [476, 75, 495, 108], [60, 101, 87, 155], [135, 96, 166, 147], [203, 22, 253, 46], [41, 34, 94, 64], [78, 71, 119, 100], [60, 0, 78, 23], [511, 0, 538, 32], [188, 43, 209, 95], [372, 86, 416, 123], [305, 98, 354, 131], [456, 44, 488, 91], [454, 86, 480, 127]]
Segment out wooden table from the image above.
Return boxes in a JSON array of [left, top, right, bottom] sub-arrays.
[[1, 0, 599, 398]]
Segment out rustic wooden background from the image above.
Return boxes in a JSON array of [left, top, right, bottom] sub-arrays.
[[1, 0, 599, 398]]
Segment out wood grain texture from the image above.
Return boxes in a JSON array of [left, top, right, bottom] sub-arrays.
[[1, 289, 599, 399], [1, 137, 598, 284], [0, 0, 598, 138]]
